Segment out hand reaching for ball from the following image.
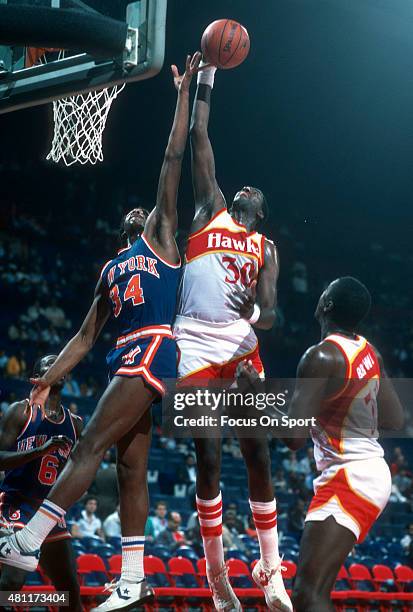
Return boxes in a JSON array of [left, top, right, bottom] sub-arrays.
[[171, 51, 203, 93]]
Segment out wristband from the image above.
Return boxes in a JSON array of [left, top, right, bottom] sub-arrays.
[[197, 62, 217, 88], [248, 304, 261, 325]]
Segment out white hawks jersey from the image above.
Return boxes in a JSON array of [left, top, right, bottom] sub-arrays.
[[311, 333, 384, 471], [178, 209, 266, 323]]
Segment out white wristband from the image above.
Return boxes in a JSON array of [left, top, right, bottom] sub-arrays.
[[248, 304, 261, 325], [197, 62, 217, 88]]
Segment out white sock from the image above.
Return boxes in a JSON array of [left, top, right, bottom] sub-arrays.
[[197, 61, 217, 88], [196, 492, 224, 574], [121, 536, 145, 583], [250, 499, 280, 569], [15, 500, 66, 553]]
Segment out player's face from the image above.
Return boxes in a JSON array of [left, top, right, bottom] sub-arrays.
[[38, 355, 65, 389], [123, 208, 149, 236], [231, 186, 264, 227]]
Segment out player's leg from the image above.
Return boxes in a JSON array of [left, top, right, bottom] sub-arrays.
[[39, 539, 82, 612], [117, 409, 151, 580], [10, 376, 156, 557], [292, 516, 356, 612], [91, 410, 155, 612], [239, 437, 292, 612]]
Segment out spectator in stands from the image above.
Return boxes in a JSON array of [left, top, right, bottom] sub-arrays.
[[282, 450, 300, 474], [68, 402, 78, 415], [401, 523, 413, 551], [62, 373, 81, 398], [43, 298, 69, 329], [298, 447, 313, 475], [71, 496, 104, 540], [288, 498, 306, 534], [245, 515, 258, 539], [393, 468, 413, 500], [222, 510, 247, 553], [0, 350, 8, 373], [273, 468, 288, 492], [88, 451, 118, 519], [103, 505, 121, 538], [154, 511, 188, 551], [6, 354, 22, 378], [177, 453, 197, 486], [222, 437, 242, 459], [226, 502, 245, 533], [145, 500, 168, 540]]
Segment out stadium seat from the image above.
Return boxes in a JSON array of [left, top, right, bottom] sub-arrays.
[[106, 536, 121, 551], [168, 557, 200, 588], [144, 555, 170, 588], [77, 554, 109, 586], [151, 545, 172, 564], [227, 558, 253, 588], [108, 554, 122, 580], [226, 549, 250, 564], [25, 569, 48, 586], [372, 564, 396, 592], [394, 565, 413, 592], [348, 563, 375, 592], [80, 535, 105, 551], [335, 566, 352, 592]]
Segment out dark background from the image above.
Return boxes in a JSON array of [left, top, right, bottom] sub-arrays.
[[1, 0, 412, 381]]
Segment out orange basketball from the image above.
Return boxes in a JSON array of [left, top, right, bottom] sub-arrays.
[[201, 19, 250, 70]]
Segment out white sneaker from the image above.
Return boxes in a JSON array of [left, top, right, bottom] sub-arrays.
[[207, 564, 242, 611], [0, 534, 39, 572], [91, 579, 154, 611], [252, 559, 293, 612]]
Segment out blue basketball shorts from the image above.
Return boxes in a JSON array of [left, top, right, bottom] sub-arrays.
[[106, 324, 177, 397]]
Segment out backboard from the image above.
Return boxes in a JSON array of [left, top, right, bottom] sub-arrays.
[[0, 0, 167, 114]]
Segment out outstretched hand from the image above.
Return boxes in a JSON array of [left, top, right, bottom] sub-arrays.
[[171, 51, 203, 93], [235, 359, 262, 392]]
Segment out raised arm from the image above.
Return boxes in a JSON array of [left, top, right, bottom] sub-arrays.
[[144, 52, 201, 257], [190, 65, 226, 229], [30, 278, 111, 402]]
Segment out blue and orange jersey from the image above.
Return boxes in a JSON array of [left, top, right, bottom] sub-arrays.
[[100, 235, 181, 343], [1, 405, 79, 502]]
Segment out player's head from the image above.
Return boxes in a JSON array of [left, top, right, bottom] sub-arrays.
[[315, 277, 371, 332], [119, 208, 150, 247], [32, 354, 65, 390], [230, 186, 269, 229]]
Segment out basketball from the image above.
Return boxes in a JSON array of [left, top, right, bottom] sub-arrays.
[[201, 19, 250, 69]]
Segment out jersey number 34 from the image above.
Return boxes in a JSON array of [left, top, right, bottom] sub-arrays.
[[109, 274, 145, 318]]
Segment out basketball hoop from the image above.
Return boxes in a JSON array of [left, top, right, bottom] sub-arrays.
[[29, 48, 125, 166], [47, 82, 125, 166]]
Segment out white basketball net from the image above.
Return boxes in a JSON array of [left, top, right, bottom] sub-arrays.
[[47, 84, 125, 166]]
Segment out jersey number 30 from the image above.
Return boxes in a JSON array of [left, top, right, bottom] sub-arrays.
[[109, 274, 145, 318]]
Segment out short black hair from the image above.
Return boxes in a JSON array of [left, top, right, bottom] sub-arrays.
[[84, 496, 98, 505], [327, 277, 371, 330], [252, 187, 269, 225], [32, 355, 57, 377]]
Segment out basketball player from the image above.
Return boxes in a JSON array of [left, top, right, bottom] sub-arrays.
[[239, 277, 404, 612], [173, 63, 292, 611], [0, 52, 202, 611], [0, 355, 82, 612]]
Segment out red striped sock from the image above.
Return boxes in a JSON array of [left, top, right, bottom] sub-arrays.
[[250, 499, 280, 568], [196, 492, 224, 574]]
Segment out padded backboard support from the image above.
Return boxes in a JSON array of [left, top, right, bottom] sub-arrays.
[[0, 0, 167, 114]]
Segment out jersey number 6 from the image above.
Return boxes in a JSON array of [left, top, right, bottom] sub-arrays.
[[109, 274, 145, 318], [38, 454, 60, 486]]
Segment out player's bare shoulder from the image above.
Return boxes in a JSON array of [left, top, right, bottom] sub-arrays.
[[70, 412, 84, 437], [262, 238, 279, 271], [297, 340, 344, 378]]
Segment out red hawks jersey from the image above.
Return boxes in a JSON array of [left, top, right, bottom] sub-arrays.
[[178, 209, 266, 323], [311, 333, 384, 470]]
